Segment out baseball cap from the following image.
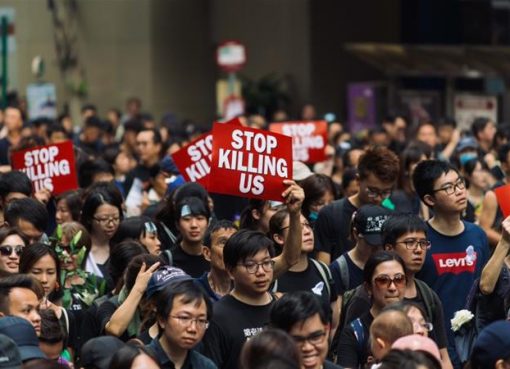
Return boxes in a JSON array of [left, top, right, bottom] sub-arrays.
[[392, 334, 441, 367], [160, 155, 181, 175], [0, 334, 22, 369], [80, 336, 126, 369], [352, 205, 391, 246], [0, 317, 45, 362], [456, 136, 478, 153], [293, 161, 313, 181], [146, 266, 192, 299], [471, 320, 510, 369]]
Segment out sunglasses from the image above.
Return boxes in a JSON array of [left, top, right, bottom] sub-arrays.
[[0, 245, 24, 257], [373, 273, 406, 288]]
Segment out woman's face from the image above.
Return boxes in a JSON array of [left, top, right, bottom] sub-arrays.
[[140, 231, 161, 255], [59, 235, 79, 272], [469, 162, 489, 191], [55, 199, 73, 225], [30, 254, 58, 296], [309, 190, 335, 214], [278, 214, 314, 254], [407, 306, 430, 337], [369, 260, 406, 310], [0, 235, 25, 273], [91, 204, 121, 240], [114, 151, 134, 175]]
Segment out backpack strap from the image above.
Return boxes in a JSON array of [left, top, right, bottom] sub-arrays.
[[334, 254, 350, 292], [310, 258, 333, 299], [271, 279, 278, 293], [415, 279, 436, 322], [163, 249, 173, 266], [350, 318, 365, 360]]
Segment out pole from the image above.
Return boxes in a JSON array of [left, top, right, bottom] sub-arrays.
[[1, 16, 7, 108]]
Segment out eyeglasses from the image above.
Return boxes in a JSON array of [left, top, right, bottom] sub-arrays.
[[365, 187, 392, 199], [170, 315, 209, 329], [291, 331, 327, 346], [373, 273, 406, 288], [413, 321, 434, 332], [93, 215, 120, 225], [280, 222, 312, 231], [0, 245, 24, 257], [396, 239, 431, 250], [432, 178, 466, 196], [238, 260, 276, 274]]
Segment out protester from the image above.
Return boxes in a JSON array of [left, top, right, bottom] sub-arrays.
[[470, 320, 510, 369], [0, 228, 27, 274]]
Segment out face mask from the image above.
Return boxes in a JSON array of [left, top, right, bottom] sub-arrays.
[[309, 211, 318, 222], [459, 152, 477, 166]]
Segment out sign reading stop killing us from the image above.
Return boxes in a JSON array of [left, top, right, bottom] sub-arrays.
[[269, 120, 327, 163], [10, 140, 78, 195], [172, 132, 213, 187], [209, 123, 292, 201]]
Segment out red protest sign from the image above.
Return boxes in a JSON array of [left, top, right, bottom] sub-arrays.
[[171, 132, 212, 187], [209, 123, 292, 201], [494, 184, 510, 218], [10, 140, 78, 195], [269, 120, 327, 163]]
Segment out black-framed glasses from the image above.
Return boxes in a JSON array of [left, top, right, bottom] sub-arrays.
[[280, 222, 312, 231], [432, 178, 465, 196], [373, 273, 406, 288], [365, 187, 392, 199], [0, 245, 24, 257], [93, 215, 120, 225], [170, 315, 209, 329], [396, 239, 431, 250], [238, 260, 276, 274], [291, 331, 327, 346]]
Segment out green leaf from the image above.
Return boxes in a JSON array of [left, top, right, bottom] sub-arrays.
[[70, 230, 82, 252], [56, 224, 63, 240]]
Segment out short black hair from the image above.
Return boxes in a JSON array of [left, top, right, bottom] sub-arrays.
[[110, 216, 156, 248], [0, 274, 44, 315], [124, 119, 144, 133], [497, 142, 510, 163], [47, 123, 68, 139], [223, 229, 275, 270], [138, 128, 162, 145], [39, 309, 65, 344], [0, 171, 33, 201], [78, 159, 114, 188], [203, 220, 237, 248], [155, 279, 212, 325], [270, 291, 329, 332], [84, 116, 103, 129], [437, 116, 457, 128], [472, 117, 492, 139], [382, 214, 427, 247], [81, 103, 97, 113], [412, 160, 460, 203], [4, 197, 48, 232]]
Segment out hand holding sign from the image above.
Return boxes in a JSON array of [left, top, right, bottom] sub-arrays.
[[282, 180, 304, 215]]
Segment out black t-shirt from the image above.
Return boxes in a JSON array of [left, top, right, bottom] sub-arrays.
[[330, 252, 364, 295], [0, 137, 10, 165], [172, 246, 210, 278], [274, 259, 336, 307], [314, 198, 357, 260], [201, 294, 275, 369], [390, 190, 421, 215], [337, 311, 373, 368], [96, 297, 130, 342]]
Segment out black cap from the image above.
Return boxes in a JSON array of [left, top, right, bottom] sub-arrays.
[[80, 336, 126, 369], [352, 205, 391, 246], [0, 334, 22, 369], [0, 317, 45, 362]]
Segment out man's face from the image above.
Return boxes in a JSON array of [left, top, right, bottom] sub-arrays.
[[159, 295, 208, 350], [4, 192, 28, 207], [136, 131, 161, 164], [416, 124, 437, 148], [229, 248, 273, 297], [427, 170, 467, 213], [386, 231, 428, 274], [480, 122, 496, 144], [49, 131, 68, 144], [17, 219, 43, 245], [438, 125, 454, 145], [204, 227, 237, 271], [178, 215, 208, 245], [394, 117, 407, 142], [7, 287, 41, 336], [289, 313, 329, 369], [358, 172, 394, 206], [4, 108, 22, 132]]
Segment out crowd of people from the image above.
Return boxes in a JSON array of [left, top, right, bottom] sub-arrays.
[[0, 98, 508, 369]]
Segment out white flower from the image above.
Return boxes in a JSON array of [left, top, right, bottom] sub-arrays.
[[451, 309, 474, 332]]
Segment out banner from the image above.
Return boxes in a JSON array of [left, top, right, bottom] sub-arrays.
[[10, 140, 78, 195], [209, 123, 292, 201], [494, 184, 510, 219], [269, 120, 327, 163], [172, 132, 213, 187]]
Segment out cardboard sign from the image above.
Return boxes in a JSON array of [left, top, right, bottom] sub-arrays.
[[209, 123, 292, 201], [494, 184, 510, 219], [10, 140, 78, 195], [269, 121, 327, 163], [172, 132, 213, 187]]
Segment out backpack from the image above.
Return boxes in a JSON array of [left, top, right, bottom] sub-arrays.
[[333, 254, 350, 292]]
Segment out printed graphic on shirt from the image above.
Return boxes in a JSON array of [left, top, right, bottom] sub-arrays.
[[432, 248, 477, 275], [243, 327, 263, 339], [312, 281, 324, 296]]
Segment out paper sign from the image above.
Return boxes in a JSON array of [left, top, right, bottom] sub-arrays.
[[10, 140, 78, 195], [269, 120, 327, 163], [172, 132, 213, 187], [209, 123, 292, 201], [494, 184, 510, 218]]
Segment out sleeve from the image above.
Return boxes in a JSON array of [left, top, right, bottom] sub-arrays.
[[96, 300, 118, 334], [430, 292, 448, 349], [336, 324, 361, 368], [314, 206, 335, 255], [329, 262, 346, 295], [200, 320, 229, 368]]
